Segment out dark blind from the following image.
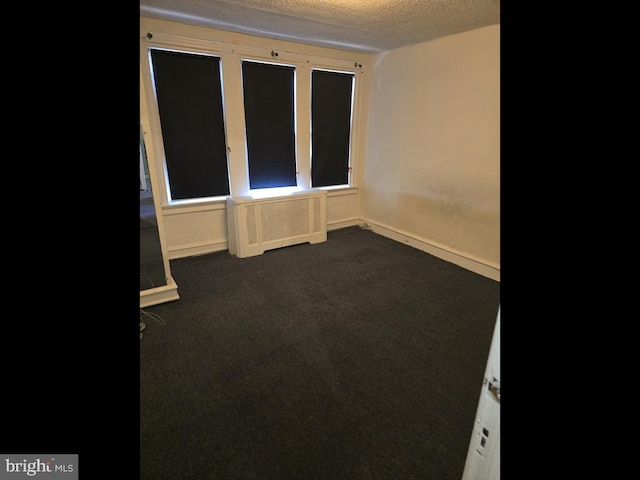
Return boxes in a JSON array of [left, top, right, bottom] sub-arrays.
[[242, 61, 297, 189], [311, 70, 354, 187], [150, 49, 230, 200]]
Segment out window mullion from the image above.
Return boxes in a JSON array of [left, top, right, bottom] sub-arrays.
[[220, 53, 250, 196], [296, 64, 311, 189]]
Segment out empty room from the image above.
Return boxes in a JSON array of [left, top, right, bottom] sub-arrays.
[[139, 1, 500, 479]]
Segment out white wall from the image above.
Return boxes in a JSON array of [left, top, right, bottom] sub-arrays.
[[361, 26, 500, 279]]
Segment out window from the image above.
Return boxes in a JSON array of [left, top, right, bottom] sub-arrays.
[[149, 49, 230, 201], [141, 35, 362, 204], [311, 69, 354, 187], [241, 61, 297, 190]]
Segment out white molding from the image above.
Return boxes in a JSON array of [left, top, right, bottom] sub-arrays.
[[161, 199, 227, 215], [360, 218, 500, 282], [160, 214, 500, 283], [328, 217, 360, 231], [165, 220, 358, 258], [140, 276, 180, 308], [324, 186, 359, 197], [140, 31, 234, 56], [140, 30, 365, 71], [167, 240, 229, 260]]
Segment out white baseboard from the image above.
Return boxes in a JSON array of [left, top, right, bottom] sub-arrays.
[[163, 219, 500, 282], [168, 240, 228, 260], [327, 217, 360, 231], [360, 218, 500, 282], [167, 218, 361, 259]]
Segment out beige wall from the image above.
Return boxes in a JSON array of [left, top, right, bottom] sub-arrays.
[[360, 25, 500, 269]]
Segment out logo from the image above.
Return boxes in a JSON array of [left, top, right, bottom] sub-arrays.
[[1, 455, 77, 480]]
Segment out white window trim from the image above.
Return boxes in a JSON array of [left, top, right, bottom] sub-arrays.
[[139, 30, 365, 207]]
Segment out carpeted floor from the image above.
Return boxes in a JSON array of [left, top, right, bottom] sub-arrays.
[[140, 226, 500, 480]]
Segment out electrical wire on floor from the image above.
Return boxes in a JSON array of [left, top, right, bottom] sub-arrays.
[[140, 271, 155, 290], [140, 308, 166, 340]]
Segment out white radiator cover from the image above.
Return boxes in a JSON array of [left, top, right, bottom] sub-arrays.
[[226, 189, 328, 258]]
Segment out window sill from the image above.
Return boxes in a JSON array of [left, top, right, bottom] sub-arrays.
[[320, 186, 359, 197]]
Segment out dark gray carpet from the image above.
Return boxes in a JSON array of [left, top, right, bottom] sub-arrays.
[[140, 226, 500, 480]]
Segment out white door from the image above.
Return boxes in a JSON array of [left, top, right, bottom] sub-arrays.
[[461, 306, 500, 480]]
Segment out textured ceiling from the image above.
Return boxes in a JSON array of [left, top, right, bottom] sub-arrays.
[[140, 0, 500, 53]]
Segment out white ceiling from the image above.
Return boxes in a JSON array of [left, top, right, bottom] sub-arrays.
[[140, 0, 500, 53]]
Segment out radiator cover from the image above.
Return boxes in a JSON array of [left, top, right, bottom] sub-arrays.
[[227, 189, 327, 257]]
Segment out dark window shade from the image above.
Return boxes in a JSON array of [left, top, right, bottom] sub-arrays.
[[311, 70, 354, 187], [150, 49, 230, 200], [242, 61, 297, 189]]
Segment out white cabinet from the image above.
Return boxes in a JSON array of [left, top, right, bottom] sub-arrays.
[[227, 189, 327, 258]]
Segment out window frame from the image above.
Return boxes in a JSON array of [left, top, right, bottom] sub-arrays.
[[240, 58, 299, 193], [140, 31, 364, 207], [310, 67, 356, 189], [148, 47, 231, 203]]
